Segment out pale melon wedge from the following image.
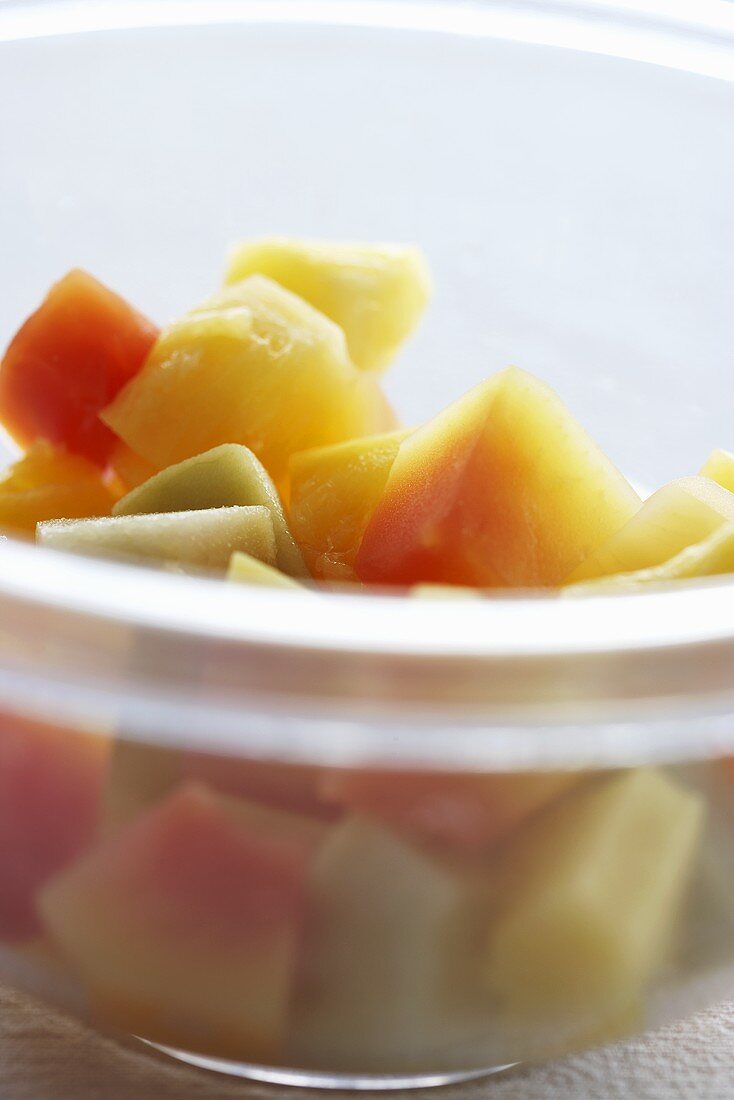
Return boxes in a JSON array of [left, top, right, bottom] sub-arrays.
[[114, 444, 306, 577], [37, 506, 276, 571], [227, 551, 304, 589], [290, 815, 479, 1071]]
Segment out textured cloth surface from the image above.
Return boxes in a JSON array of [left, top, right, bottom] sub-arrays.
[[0, 986, 733, 1099]]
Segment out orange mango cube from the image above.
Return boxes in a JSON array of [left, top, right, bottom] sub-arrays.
[[1, 441, 105, 492], [107, 440, 157, 493], [322, 769, 581, 858], [0, 270, 158, 463], [356, 368, 640, 588], [288, 430, 409, 580], [182, 753, 336, 821], [0, 715, 108, 940], [0, 442, 117, 534], [40, 784, 325, 1062]]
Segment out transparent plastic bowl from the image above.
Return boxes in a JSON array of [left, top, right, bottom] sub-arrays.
[[1, 0, 734, 1089]]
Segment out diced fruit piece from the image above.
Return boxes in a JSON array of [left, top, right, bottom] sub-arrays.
[[290, 816, 477, 1071], [103, 741, 183, 832], [565, 522, 734, 593], [0, 482, 115, 536], [482, 769, 704, 1016], [0, 442, 117, 534], [108, 440, 157, 493], [0, 271, 158, 463], [114, 444, 307, 577], [699, 449, 734, 494], [225, 239, 432, 372], [0, 441, 104, 492], [37, 506, 276, 571], [182, 754, 335, 821], [101, 277, 395, 490], [356, 368, 640, 588], [228, 552, 304, 589], [288, 430, 409, 580], [322, 770, 580, 857], [679, 834, 734, 973], [566, 476, 734, 584], [40, 785, 324, 1061], [0, 715, 108, 940]]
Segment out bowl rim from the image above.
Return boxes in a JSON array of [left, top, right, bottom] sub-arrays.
[[4, 534, 734, 661], [1, 0, 734, 79], [1, 0, 734, 760]]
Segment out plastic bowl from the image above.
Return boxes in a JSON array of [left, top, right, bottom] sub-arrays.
[[1, 0, 734, 1089]]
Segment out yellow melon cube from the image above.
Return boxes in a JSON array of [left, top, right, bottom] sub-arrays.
[[482, 769, 704, 1016], [699, 449, 734, 494], [225, 239, 431, 372], [566, 476, 734, 584], [565, 522, 734, 593], [101, 277, 395, 490]]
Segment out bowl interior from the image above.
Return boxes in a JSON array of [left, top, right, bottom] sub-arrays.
[[1, 1, 733, 489]]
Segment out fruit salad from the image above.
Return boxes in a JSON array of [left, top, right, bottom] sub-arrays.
[[0, 242, 732, 1076], [2, 714, 726, 1075], [2, 240, 733, 594]]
